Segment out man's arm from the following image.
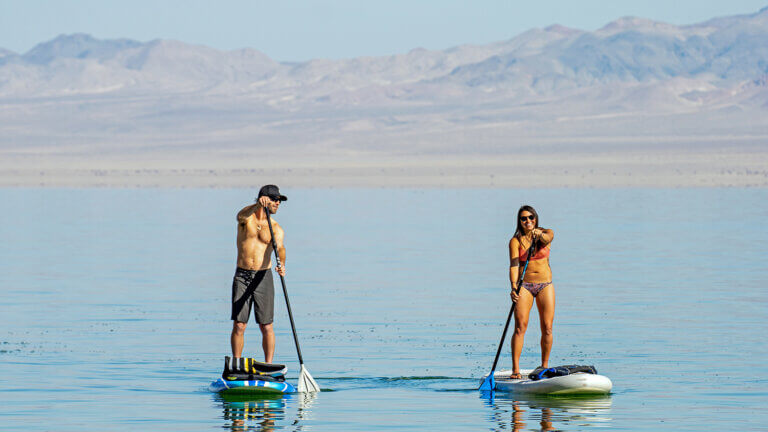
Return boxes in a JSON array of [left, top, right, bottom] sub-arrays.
[[273, 222, 286, 276], [237, 204, 258, 224]]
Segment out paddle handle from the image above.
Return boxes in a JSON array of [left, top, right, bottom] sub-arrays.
[[264, 207, 305, 366], [489, 240, 537, 374]]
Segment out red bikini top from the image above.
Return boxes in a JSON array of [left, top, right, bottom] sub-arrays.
[[519, 244, 550, 262]]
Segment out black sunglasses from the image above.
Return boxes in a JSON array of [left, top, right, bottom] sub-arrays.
[[269, 196, 282, 202], [520, 215, 535, 222]]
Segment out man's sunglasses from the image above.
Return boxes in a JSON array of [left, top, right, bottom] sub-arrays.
[[520, 215, 535, 222]]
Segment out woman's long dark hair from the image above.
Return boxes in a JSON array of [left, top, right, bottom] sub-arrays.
[[514, 205, 540, 245]]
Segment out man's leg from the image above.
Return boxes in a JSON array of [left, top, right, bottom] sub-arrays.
[[231, 321, 247, 357], [259, 323, 275, 363], [252, 270, 275, 363], [230, 268, 252, 358]]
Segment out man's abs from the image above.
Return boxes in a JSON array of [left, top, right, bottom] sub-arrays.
[[236, 226, 273, 270]]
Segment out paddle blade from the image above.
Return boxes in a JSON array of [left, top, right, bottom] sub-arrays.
[[297, 364, 320, 393], [478, 372, 495, 391]]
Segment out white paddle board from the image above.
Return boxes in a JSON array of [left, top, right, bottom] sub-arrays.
[[483, 369, 612, 395]]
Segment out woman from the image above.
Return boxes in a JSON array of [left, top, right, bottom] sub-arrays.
[[509, 205, 555, 379]]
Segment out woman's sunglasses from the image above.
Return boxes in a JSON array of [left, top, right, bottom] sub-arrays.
[[520, 215, 536, 222]]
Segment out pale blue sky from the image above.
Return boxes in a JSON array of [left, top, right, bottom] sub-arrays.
[[1, 0, 766, 61]]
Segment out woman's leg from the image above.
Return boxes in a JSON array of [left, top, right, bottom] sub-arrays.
[[511, 287, 535, 378], [535, 284, 556, 368]]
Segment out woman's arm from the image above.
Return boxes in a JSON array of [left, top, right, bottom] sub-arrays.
[[535, 228, 554, 246], [509, 237, 521, 301]]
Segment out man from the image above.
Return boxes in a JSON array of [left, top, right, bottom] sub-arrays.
[[230, 184, 288, 364]]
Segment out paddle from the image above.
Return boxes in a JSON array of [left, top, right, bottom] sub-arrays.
[[264, 206, 321, 393], [479, 236, 537, 391]]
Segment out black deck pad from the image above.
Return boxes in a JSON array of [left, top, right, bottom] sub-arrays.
[[223, 356, 287, 378], [528, 365, 597, 381]]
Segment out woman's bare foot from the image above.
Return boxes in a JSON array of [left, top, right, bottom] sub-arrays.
[[510, 372, 522, 379]]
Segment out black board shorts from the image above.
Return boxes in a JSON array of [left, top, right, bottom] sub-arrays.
[[231, 267, 274, 324]]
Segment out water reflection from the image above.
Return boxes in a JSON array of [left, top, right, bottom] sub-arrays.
[[295, 392, 318, 425], [216, 392, 318, 432], [485, 394, 612, 431], [218, 393, 288, 432]]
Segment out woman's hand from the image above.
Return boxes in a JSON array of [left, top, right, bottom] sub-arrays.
[[510, 287, 520, 302]]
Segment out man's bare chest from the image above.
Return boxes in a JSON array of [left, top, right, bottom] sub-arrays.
[[241, 219, 273, 244]]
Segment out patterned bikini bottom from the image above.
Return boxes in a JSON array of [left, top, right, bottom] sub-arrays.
[[521, 281, 552, 297]]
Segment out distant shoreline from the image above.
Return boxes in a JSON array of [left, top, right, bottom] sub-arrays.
[[2, 151, 766, 188]]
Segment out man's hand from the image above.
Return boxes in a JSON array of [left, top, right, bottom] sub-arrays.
[[258, 195, 272, 208], [275, 265, 286, 277]]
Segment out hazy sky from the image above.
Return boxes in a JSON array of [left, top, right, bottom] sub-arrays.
[[1, 0, 766, 61]]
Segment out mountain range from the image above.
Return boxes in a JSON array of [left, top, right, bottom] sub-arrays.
[[0, 7, 767, 187], [2, 8, 767, 99]]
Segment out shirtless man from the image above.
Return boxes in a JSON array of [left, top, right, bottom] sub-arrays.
[[230, 184, 287, 364]]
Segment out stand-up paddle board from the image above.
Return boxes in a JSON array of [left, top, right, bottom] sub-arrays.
[[210, 357, 296, 395], [482, 368, 612, 395], [209, 377, 296, 395]]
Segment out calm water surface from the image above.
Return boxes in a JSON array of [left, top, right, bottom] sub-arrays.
[[0, 188, 766, 431]]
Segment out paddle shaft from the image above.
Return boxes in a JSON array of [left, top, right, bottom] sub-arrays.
[[264, 207, 305, 366], [489, 239, 537, 374]]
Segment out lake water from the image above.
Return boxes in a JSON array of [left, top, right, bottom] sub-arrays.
[[0, 188, 766, 431]]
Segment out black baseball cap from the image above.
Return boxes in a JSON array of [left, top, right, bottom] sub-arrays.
[[257, 184, 288, 202]]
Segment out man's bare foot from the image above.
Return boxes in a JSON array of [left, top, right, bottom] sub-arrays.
[[510, 372, 522, 379]]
